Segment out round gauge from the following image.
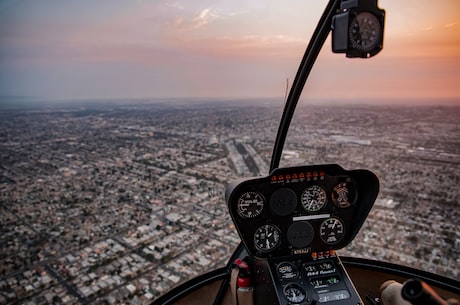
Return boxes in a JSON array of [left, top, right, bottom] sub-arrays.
[[319, 217, 345, 245], [283, 283, 306, 304], [254, 224, 281, 253], [277, 262, 299, 280], [301, 185, 327, 212], [270, 188, 297, 216], [319, 261, 334, 271], [237, 192, 264, 219], [348, 12, 382, 52], [287, 221, 314, 248], [332, 182, 357, 208]]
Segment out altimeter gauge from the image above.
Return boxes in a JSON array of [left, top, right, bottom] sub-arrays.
[[319, 217, 345, 245], [283, 283, 306, 304], [254, 224, 281, 253], [237, 192, 265, 219], [301, 185, 327, 212]]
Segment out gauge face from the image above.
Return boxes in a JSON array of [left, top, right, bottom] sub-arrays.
[[283, 283, 306, 304], [319, 217, 345, 245], [301, 185, 327, 212], [254, 224, 281, 253], [277, 262, 299, 280], [319, 261, 334, 271], [237, 192, 264, 219], [332, 182, 356, 208], [287, 221, 314, 248], [348, 12, 382, 52], [270, 188, 297, 216]]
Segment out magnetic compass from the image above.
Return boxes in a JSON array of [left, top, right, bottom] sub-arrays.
[[349, 12, 382, 53]]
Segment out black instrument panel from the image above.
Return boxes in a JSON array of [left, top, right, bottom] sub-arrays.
[[226, 164, 379, 259]]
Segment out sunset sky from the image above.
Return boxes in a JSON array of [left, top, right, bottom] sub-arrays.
[[0, 0, 459, 103]]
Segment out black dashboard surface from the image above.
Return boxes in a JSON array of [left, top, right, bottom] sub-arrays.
[[226, 164, 379, 259]]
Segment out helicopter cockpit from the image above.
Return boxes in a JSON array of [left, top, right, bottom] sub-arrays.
[[153, 1, 460, 305], [226, 164, 379, 304], [1, 0, 458, 304]]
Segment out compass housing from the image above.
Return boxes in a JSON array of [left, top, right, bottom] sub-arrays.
[[331, 0, 385, 58]]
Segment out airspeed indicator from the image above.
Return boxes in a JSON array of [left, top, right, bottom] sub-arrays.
[[237, 192, 265, 219]]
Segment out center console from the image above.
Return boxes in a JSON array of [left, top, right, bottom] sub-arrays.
[[226, 164, 379, 304]]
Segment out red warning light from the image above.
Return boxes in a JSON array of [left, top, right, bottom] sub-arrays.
[[292, 174, 298, 179], [271, 176, 277, 182], [285, 174, 291, 180], [278, 175, 284, 181], [299, 173, 305, 179]]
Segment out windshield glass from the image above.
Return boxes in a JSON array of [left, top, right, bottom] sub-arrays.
[[280, 0, 459, 280], [0, 1, 459, 304]]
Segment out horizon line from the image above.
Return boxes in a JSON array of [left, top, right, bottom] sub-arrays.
[[1, 96, 459, 109]]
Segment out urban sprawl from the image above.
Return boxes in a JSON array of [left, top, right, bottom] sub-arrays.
[[0, 100, 459, 304]]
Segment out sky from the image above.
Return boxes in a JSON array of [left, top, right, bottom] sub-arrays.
[[0, 0, 459, 103]]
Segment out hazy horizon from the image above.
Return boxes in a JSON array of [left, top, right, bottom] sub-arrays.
[[1, 96, 460, 111]]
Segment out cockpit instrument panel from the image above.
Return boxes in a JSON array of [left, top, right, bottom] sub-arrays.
[[226, 164, 379, 259]]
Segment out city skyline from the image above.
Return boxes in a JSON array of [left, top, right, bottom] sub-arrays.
[[1, 0, 460, 102]]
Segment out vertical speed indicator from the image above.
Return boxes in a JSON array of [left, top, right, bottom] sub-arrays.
[[237, 192, 265, 219]]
